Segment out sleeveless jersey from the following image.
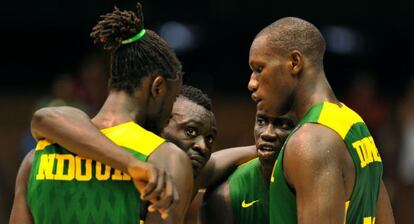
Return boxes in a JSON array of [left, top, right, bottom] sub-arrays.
[[229, 158, 269, 224], [269, 102, 383, 224], [27, 121, 165, 224]]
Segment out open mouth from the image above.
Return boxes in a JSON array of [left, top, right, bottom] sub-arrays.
[[257, 143, 278, 160]]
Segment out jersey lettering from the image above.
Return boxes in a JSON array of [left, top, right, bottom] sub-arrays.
[[352, 136, 382, 168], [35, 154, 130, 181], [363, 216, 376, 224]]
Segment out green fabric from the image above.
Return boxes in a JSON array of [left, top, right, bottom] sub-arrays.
[[229, 158, 269, 224], [27, 145, 148, 224], [269, 102, 383, 224]]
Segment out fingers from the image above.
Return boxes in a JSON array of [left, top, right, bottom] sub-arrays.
[[148, 173, 178, 219], [141, 166, 164, 201], [128, 160, 179, 220]]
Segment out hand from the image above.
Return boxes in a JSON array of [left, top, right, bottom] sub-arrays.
[[127, 160, 179, 219]]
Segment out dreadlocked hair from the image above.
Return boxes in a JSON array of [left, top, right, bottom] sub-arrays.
[[180, 85, 212, 111], [90, 2, 182, 95]]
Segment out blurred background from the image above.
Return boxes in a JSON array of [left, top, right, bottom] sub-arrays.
[[1, 0, 413, 222]]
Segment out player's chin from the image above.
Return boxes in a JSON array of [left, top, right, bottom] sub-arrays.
[[258, 150, 277, 167]]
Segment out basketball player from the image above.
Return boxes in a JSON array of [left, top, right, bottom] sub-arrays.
[[201, 111, 296, 223], [10, 3, 193, 223], [248, 17, 394, 223]]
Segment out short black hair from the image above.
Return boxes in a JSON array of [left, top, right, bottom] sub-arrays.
[[180, 85, 212, 111], [257, 17, 326, 65], [90, 2, 182, 95]]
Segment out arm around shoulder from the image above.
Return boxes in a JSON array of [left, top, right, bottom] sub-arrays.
[[197, 145, 257, 189], [31, 106, 139, 173], [145, 142, 193, 224]]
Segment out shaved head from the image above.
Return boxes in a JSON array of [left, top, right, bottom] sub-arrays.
[[257, 17, 326, 66]]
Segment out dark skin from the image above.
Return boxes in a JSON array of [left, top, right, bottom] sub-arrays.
[[11, 90, 256, 223], [161, 96, 217, 178], [248, 33, 394, 223], [10, 75, 194, 224], [201, 111, 296, 224]]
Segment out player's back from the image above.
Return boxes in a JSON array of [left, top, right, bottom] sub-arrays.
[[27, 121, 165, 224]]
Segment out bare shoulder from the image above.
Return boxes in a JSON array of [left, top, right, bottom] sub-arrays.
[[284, 123, 346, 182], [285, 123, 346, 162], [149, 141, 190, 165], [20, 149, 35, 176]]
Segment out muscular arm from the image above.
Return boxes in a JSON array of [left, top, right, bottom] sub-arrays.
[[145, 142, 193, 224], [31, 106, 138, 172], [31, 106, 178, 217], [196, 146, 257, 189], [200, 180, 233, 224], [375, 180, 395, 224], [9, 150, 35, 224], [284, 124, 346, 224]]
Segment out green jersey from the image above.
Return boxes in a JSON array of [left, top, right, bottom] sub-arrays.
[[269, 102, 383, 224], [229, 158, 268, 224], [27, 121, 165, 224]]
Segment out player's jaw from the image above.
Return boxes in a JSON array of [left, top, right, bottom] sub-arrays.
[[187, 150, 208, 177]]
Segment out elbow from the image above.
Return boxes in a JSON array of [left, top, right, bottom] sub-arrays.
[[31, 107, 60, 134]]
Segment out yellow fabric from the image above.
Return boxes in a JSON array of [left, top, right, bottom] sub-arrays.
[[344, 201, 350, 224], [101, 121, 165, 156], [35, 139, 53, 151], [318, 102, 364, 139]]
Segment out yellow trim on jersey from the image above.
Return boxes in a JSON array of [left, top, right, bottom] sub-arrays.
[[101, 121, 165, 156], [35, 139, 53, 151], [318, 102, 364, 139], [344, 200, 350, 224]]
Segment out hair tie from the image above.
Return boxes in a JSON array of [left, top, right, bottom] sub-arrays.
[[121, 29, 146, 45]]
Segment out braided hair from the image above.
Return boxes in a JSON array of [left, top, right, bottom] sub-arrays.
[[90, 2, 182, 95]]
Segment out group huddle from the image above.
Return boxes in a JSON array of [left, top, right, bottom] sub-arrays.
[[10, 2, 394, 224]]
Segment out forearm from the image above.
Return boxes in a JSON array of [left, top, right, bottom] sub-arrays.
[[147, 143, 194, 224], [375, 180, 395, 224], [31, 107, 136, 172], [200, 182, 233, 224], [198, 145, 257, 189]]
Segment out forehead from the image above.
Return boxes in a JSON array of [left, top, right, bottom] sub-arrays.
[[172, 97, 217, 129], [256, 110, 297, 122], [249, 35, 276, 60]]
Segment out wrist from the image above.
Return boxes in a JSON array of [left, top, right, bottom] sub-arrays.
[[126, 158, 149, 179]]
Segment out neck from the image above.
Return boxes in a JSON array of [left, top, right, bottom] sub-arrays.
[[92, 90, 146, 129], [260, 162, 274, 189], [291, 68, 339, 120]]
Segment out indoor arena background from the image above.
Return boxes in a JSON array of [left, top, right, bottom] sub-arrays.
[[1, 0, 413, 223]]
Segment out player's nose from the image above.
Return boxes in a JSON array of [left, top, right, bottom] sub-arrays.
[[193, 137, 208, 156], [261, 124, 277, 141], [248, 73, 259, 92]]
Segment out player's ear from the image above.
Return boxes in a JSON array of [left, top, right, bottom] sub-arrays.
[[150, 75, 167, 98], [288, 50, 303, 76]]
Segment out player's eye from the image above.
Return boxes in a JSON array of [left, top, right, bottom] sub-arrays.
[[256, 117, 266, 126], [206, 135, 215, 144], [254, 66, 263, 74], [185, 127, 197, 137], [279, 120, 294, 130]]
